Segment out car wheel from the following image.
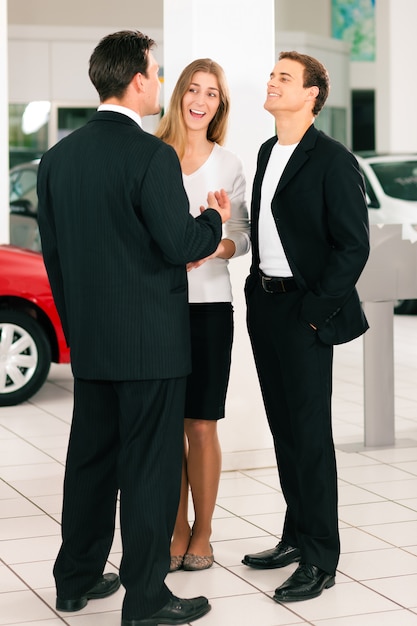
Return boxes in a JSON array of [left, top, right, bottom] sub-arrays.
[[394, 299, 417, 315], [0, 310, 51, 406]]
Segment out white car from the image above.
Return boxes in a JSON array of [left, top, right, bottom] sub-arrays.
[[355, 153, 417, 314]]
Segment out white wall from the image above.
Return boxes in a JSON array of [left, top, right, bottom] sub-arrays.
[[7, 25, 164, 135], [375, 0, 417, 152], [275, 0, 331, 36], [7, 0, 163, 27]]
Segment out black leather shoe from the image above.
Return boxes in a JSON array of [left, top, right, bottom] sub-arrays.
[[273, 563, 335, 602], [242, 541, 301, 569], [121, 595, 211, 625], [56, 572, 121, 612]]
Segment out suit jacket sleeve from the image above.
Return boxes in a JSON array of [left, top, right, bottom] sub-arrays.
[[298, 148, 370, 327], [36, 167, 70, 343]]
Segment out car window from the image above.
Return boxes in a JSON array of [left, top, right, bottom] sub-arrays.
[[9, 168, 38, 214], [370, 161, 417, 201], [361, 170, 380, 208], [9, 214, 42, 252]]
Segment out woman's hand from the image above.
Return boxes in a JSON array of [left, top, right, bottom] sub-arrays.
[[186, 238, 236, 271]]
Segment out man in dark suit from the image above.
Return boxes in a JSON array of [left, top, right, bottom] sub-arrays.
[[241, 51, 369, 602], [37, 30, 230, 626]]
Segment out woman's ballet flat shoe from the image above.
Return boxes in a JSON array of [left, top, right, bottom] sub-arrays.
[[183, 546, 214, 571], [169, 555, 184, 572]]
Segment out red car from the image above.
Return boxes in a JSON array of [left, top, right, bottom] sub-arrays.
[[0, 244, 70, 406]]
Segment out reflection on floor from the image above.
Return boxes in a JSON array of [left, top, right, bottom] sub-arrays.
[[1, 315, 417, 625]]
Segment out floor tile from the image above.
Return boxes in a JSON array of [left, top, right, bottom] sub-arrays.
[[338, 483, 384, 505], [0, 497, 45, 518], [339, 547, 417, 580], [364, 573, 417, 608], [0, 565, 28, 593], [395, 461, 417, 476], [196, 592, 303, 625], [287, 580, 400, 622], [211, 516, 270, 541], [339, 526, 392, 552], [168, 564, 259, 599], [0, 439, 56, 467], [217, 475, 278, 497], [339, 501, 417, 526], [362, 477, 417, 499], [337, 463, 414, 484], [1, 535, 62, 565], [10, 559, 56, 590], [399, 497, 417, 512], [66, 613, 120, 625], [224, 562, 300, 593], [0, 589, 59, 624], [314, 609, 417, 625], [360, 520, 417, 546], [217, 492, 286, 516], [361, 447, 417, 463], [241, 511, 286, 535]]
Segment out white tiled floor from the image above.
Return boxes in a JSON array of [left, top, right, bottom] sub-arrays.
[[1, 314, 417, 625]]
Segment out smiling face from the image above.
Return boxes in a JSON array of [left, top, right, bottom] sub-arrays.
[[181, 71, 221, 133], [264, 58, 318, 118]]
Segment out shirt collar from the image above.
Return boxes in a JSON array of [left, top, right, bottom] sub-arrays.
[[97, 104, 142, 128]]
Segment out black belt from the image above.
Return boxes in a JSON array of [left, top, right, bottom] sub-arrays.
[[260, 273, 298, 294]]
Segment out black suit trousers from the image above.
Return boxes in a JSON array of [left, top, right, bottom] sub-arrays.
[[53, 376, 186, 619], [246, 280, 340, 574]]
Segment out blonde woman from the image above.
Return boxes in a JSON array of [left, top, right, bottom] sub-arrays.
[[156, 59, 250, 571]]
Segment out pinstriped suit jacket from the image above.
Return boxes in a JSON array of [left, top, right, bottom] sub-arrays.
[[38, 111, 222, 380]]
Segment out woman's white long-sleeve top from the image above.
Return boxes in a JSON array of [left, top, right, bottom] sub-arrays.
[[184, 143, 251, 303]]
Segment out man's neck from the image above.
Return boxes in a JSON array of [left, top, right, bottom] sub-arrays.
[[274, 114, 314, 145]]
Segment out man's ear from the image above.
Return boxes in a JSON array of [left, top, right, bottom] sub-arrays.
[[307, 85, 319, 102], [133, 72, 146, 94]]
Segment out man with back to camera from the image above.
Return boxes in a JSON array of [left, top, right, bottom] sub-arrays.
[[241, 51, 370, 602], [37, 30, 230, 625]]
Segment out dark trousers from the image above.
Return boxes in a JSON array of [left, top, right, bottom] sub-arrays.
[[53, 376, 186, 620], [246, 280, 340, 574]]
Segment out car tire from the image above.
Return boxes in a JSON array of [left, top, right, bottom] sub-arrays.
[[0, 309, 51, 406], [394, 299, 417, 315]]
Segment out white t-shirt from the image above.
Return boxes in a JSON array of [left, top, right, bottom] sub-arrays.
[[259, 141, 298, 277], [184, 143, 250, 303]]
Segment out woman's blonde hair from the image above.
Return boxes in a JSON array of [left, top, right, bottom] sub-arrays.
[[155, 58, 230, 160]]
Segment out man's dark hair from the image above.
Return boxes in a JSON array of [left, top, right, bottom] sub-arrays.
[[89, 30, 156, 101], [279, 51, 330, 116]]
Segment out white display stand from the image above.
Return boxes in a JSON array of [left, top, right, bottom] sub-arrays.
[[357, 224, 417, 446]]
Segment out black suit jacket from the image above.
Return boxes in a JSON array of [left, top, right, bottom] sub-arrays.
[[38, 111, 222, 379], [247, 125, 370, 345]]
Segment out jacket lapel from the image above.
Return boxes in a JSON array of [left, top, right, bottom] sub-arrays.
[[274, 124, 318, 197], [253, 136, 277, 215], [251, 137, 277, 265]]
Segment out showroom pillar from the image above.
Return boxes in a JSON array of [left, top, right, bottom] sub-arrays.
[[0, 0, 9, 242], [163, 0, 276, 469], [163, 0, 275, 185], [376, 0, 417, 152]]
